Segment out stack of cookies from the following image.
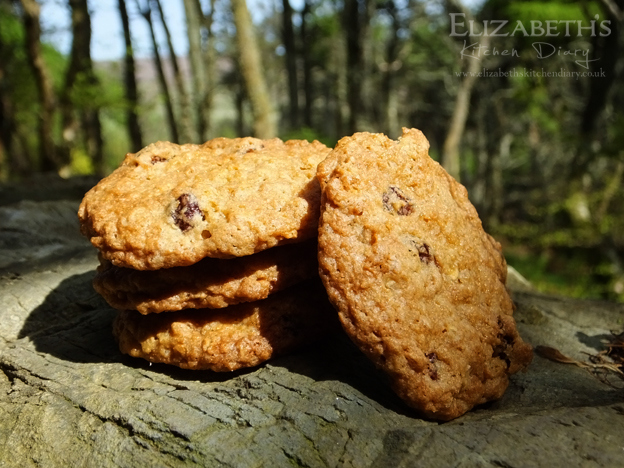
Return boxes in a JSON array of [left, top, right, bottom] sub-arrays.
[[78, 137, 336, 371]]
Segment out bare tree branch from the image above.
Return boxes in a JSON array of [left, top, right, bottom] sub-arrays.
[[599, 0, 624, 22]]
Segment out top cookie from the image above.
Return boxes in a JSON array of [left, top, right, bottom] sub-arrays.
[[317, 128, 532, 420], [78, 137, 331, 270]]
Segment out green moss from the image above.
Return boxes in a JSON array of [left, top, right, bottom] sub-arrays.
[[505, 248, 617, 301], [281, 127, 336, 148]]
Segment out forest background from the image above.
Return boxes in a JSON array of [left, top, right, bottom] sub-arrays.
[[0, 0, 623, 302]]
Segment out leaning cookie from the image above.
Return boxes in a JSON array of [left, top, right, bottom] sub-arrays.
[[79, 137, 331, 270], [113, 280, 337, 371], [317, 128, 532, 421], [94, 240, 318, 314]]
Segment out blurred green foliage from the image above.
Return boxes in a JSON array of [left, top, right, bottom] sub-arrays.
[[0, 5, 133, 176], [281, 127, 336, 148], [0, 0, 622, 302]]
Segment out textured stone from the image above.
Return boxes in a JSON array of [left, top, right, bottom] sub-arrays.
[[1, 195, 623, 467]]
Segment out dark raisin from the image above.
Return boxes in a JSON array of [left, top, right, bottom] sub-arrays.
[[406, 240, 438, 266], [417, 243, 434, 265], [241, 143, 265, 154], [492, 318, 513, 368], [151, 155, 167, 164], [382, 186, 414, 216], [426, 352, 439, 380], [493, 347, 511, 368], [172, 193, 205, 231], [398, 205, 414, 216]]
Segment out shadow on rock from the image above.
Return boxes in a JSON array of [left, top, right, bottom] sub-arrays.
[[18, 270, 121, 364], [117, 351, 264, 384], [575, 331, 614, 352], [269, 332, 414, 417], [15, 268, 411, 411]]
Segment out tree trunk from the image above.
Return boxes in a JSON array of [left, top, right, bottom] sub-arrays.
[[19, 0, 59, 172], [442, 0, 490, 183], [441, 42, 489, 182], [343, 0, 366, 134], [0, 32, 13, 180], [83, 108, 104, 176], [153, 0, 193, 143], [183, 0, 204, 141], [61, 0, 104, 175], [571, 7, 622, 176], [487, 132, 510, 229], [199, 0, 217, 142], [329, 34, 347, 142], [596, 160, 624, 223], [231, 0, 277, 138], [471, 101, 488, 215], [0, 90, 10, 181], [118, 0, 143, 152], [300, 0, 313, 128], [193, 0, 217, 142], [235, 74, 246, 138], [136, 0, 179, 143], [282, 0, 298, 129], [380, 0, 400, 136], [580, 9, 620, 137]]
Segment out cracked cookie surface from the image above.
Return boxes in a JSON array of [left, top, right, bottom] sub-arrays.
[[78, 137, 330, 270], [317, 128, 532, 420], [94, 241, 318, 314], [113, 280, 337, 371]]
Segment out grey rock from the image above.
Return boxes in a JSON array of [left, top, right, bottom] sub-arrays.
[[0, 173, 98, 207], [505, 265, 534, 293], [1, 197, 623, 468]]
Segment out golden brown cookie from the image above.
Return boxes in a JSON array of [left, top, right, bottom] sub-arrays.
[[94, 241, 318, 314], [317, 128, 532, 420], [113, 280, 337, 371], [78, 137, 331, 270]]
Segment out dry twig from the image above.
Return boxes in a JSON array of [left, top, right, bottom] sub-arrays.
[[536, 331, 624, 388]]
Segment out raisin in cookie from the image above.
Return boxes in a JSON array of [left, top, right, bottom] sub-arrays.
[[317, 128, 532, 421], [113, 280, 337, 371], [94, 241, 317, 314], [78, 137, 330, 270]]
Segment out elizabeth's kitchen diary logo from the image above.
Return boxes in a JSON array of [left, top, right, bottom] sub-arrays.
[[449, 13, 611, 70]]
